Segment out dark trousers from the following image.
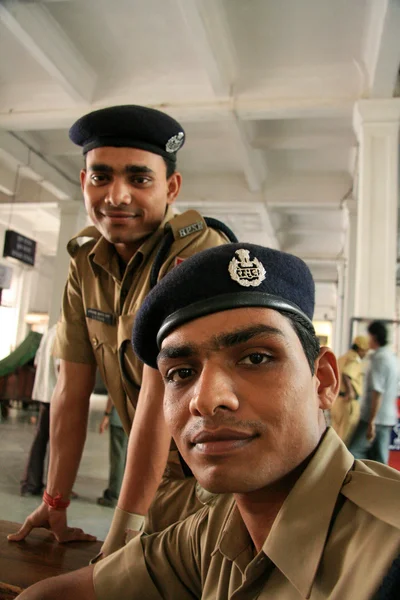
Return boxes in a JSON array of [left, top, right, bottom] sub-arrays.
[[102, 425, 128, 501], [21, 402, 50, 494], [349, 419, 392, 464]]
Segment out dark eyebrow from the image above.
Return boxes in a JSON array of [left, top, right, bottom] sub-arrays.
[[157, 324, 285, 365], [88, 163, 155, 175], [214, 324, 285, 349], [157, 343, 197, 364]]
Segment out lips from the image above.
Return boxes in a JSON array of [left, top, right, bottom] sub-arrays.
[[190, 428, 256, 455], [101, 211, 139, 218]]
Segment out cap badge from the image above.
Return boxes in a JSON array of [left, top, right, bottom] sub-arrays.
[[166, 131, 184, 153], [228, 249, 266, 287]]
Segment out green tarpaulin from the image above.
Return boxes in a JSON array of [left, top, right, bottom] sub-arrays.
[[0, 331, 42, 377]]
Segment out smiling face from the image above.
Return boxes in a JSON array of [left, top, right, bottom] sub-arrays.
[[80, 146, 181, 260], [158, 307, 338, 495]]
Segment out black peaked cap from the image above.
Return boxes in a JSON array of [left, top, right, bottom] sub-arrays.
[[69, 105, 185, 161], [132, 243, 315, 368]]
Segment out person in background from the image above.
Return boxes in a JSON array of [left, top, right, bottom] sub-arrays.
[[349, 320, 399, 463], [20, 325, 58, 496], [97, 397, 128, 508], [330, 335, 369, 445]]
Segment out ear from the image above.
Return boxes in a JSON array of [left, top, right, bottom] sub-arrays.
[[166, 171, 182, 205], [80, 169, 86, 192], [314, 347, 339, 410]]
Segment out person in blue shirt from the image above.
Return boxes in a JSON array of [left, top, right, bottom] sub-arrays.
[[349, 320, 399, 464]]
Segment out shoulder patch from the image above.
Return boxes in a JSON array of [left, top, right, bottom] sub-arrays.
[[174, 256, 185, 267]]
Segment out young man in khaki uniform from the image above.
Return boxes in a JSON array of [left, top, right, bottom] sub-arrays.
[[331, 335, 369, 444], [19, 244, 400, 599], [8, 105, 234, 554]]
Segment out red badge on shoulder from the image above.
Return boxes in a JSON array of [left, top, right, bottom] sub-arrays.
[[174, 257, 185, 267]]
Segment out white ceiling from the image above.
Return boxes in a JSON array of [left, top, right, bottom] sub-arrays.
[[0, 0, 399, 320]]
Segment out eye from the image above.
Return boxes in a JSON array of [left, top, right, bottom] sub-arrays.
[[131, 176, 152, 185], [90, 174, 109, 184], [239, 352, 271, 366], [165, 367, 194, 383]]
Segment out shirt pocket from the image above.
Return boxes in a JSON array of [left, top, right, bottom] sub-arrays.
[[86, 318, 118, 392]]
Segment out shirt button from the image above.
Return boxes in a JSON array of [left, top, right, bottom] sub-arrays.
[[92, 337, 98, 347]]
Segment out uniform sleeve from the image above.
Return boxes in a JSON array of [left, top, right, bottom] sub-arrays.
[[53, 258, 96, 365], [370, 355, 388, 394], [93, 511, 205, 600]]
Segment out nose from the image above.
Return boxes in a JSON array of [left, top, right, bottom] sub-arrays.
[[105, 178, 132, 206], [189, 363, 239, 417]]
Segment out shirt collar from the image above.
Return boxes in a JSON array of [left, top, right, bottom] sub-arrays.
[[213, 500, 254, 572], [87, 205, 175, 279], [262, 428, 354, 597], [215, 429, 355, 597]]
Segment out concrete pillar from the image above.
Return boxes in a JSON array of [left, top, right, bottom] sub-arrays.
[[352, 99, 400, 321], [48, 200, 87, 327], [341, 198, 358, 352], [15, 264, 34, 345]]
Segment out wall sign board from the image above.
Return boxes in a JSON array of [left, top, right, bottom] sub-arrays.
[[3, 230, 36, 267]]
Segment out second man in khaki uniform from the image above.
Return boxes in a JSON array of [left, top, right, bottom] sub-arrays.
[[8, 105, 235, 554], [331, 335, 369, 444]]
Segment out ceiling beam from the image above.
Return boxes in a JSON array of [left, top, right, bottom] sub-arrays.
[[0, 96, 354, 131], [0, 1, 96, 103], [176, 0, 236, 97], [0, 131, 80, 200], [230, 118, 267, 193], [363, 0, 400, 97], [253, 132, 356, 151], [176, 0, 268, 192]]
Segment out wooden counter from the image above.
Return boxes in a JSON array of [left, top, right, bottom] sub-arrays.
[[0, 520, 102, 598]]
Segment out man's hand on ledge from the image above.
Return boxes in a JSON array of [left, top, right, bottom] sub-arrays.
[[7, 502, 97, 543]]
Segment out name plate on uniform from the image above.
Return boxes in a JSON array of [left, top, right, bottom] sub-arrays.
[[86, 308, 115, 325], [178, 221, 204, 238]]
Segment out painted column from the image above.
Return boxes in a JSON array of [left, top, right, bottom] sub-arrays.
[[48, 200, 87, 327], [352, 99, 400, 321], [341, 198, 358, 352]]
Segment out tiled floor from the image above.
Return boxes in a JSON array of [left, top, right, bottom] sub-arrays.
[[0, 395, 116, 542]]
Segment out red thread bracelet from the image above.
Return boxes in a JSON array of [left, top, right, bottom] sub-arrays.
[[43, 491, 70, 510]]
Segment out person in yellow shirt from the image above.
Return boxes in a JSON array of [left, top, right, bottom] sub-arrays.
[[331, 335, 369, 444]]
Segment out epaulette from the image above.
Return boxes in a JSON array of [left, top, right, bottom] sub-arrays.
[[67, 226, 101, 258], [150, 210, 237, 288]]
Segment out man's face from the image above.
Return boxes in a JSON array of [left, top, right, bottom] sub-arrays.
[[80, 146, 181, 248], [358, 348, 368, 359], [158, 307, 334, 495]]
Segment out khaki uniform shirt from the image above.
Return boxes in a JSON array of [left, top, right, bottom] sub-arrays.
[[53, 208, 228, 434], [338, 348, 363, 398], [94, 428, 400, 599]]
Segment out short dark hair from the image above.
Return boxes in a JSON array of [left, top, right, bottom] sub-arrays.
[[279, 310, 320, 374], [163, 157, 176, 179], [368, 320, 388, 347]]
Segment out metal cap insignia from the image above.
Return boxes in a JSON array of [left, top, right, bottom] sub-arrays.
[[228, 249, 266, 287], [166, 131, 184, 153]]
